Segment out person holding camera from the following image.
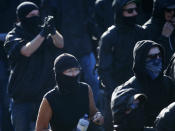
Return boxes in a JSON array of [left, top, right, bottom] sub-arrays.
[[143, 0, 175, 68], [4, 1, 64, 131]]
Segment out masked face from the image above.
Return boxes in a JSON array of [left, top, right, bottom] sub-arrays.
[[21, 10, 41, 34], [145, 47, 162, 80], [55, 68, 80, 94], [122, 2, 138, 26]]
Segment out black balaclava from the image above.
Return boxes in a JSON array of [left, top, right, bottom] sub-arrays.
[[112, 0, 139, 28], [53, 53, 81, 94], [16, 1, 41, 34]]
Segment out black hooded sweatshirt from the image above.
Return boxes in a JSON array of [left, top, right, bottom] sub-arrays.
[[4, 23, 62, 102], [154, 102, 175, 131], [98, 0, 145, 97], [117, 40, 175, 126], [111, 87, 146, 131], [143, 0, 175, 67]]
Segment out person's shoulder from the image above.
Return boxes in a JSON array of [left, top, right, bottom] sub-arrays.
[[142, 19, 152, 29], [112, 77, 136, 98], [44, 87, 58, 99], [5, 24, 22, 40], [162, 75, 174, 84], [154, 102, 175, 131], [95, 0, 105, 5], [99, 25, 117, 45], [79, 82, 90, 89], [120, 76, 137, 89], [101, 25, 117, 38]]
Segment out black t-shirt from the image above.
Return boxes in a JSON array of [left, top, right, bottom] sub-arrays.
[[45, 82, 89, 131]]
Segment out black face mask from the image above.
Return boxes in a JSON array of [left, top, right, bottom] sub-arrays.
[[121, 16, 137, 27], [56, 73, 80, 94], [21, 15, 41, 34]]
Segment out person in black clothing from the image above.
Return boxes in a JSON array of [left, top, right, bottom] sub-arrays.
[[143, 0, 175, 68], [36, 53, 104, 131], [4, 1, 64, 131], [115, 40, 175, 126], [98, 0, 145, 130], [40, 0, 100, 104], [111, 88, 147, 131], [154, 102, 175, 131]]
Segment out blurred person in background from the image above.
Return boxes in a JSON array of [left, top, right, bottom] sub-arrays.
[[143, 0, 175, 68]]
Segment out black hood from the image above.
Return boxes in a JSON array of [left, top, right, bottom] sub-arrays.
[[132, 40, 164, 81], [152, 0, 175, 21], [155, 102, 175, 131], [16, 1, 39, 22], [111, 87, 146, 130], [112, 0, 139, 25], [111, 88, 139, 117]]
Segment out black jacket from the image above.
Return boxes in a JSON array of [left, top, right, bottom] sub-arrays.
[[143, 0, 175, 67], [116, 40, 175, 126], [98, 0, 145, 97], [41, 0, 94, 58], [4, 24, 62, 102], [154, 102, 175, 131], [165, 53, 175, 83], [111, 87, 146, 131]]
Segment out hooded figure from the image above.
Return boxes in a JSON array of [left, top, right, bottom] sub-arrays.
[[53, 53, 81, 94], [114, 40, 175, 126], [111, 87, 147, 131], [4, 1, 63, 131], [98, 0, 146, 130], [112, 0, 139, 27], [35, 53, 104, 131], [154, 102, 175, 131], [16, 1, 41, 35], [143, 0, 175, 67]]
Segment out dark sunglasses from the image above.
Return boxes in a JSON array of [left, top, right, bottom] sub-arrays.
[[147, 52, 162, 59], [165, 8, 175, 13], [128, 102, 139, 110], [123, 8, 138, 14]]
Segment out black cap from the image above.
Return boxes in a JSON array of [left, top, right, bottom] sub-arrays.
[[16, 1, 39, 21], [54, 53, 80, 74]]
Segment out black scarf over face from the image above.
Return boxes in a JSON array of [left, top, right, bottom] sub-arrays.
[[54, 53, 81, 95], [16, 1, 41, 34], [55, 73, 80, 94]]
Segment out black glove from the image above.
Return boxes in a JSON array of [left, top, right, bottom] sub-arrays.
[[47, 16, 56, 35], [40, 17, 50, 37], [40, 16, 56, 37]]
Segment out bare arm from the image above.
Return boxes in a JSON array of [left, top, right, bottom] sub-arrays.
[[88, 86, 104, 125], [51, 30, 64, 48], [20, 34, 45, 57], [88, 85, 98, 118], [36, 98, 52, 131]]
